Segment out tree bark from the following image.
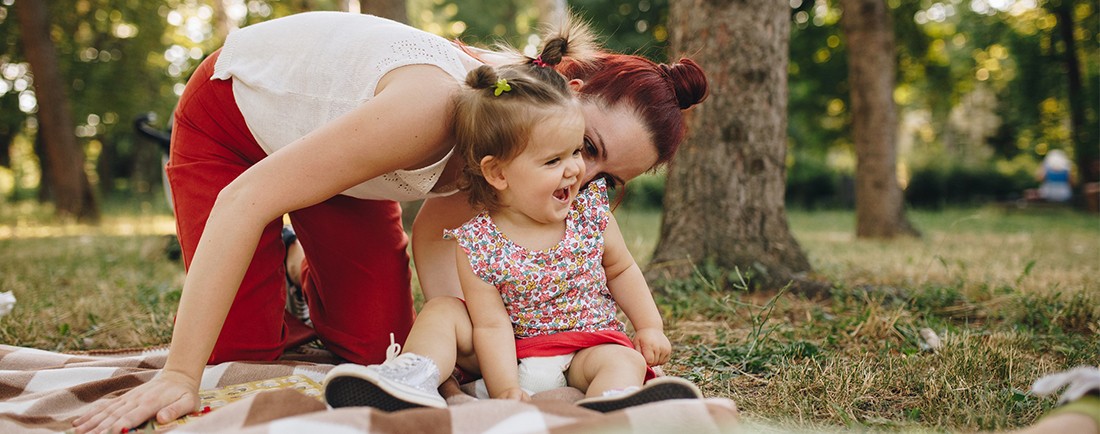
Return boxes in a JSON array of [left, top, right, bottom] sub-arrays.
[[359, 0, 406, 24], [652, 0, 812, 290], [840, 0, 917, 238], [1051, 3, 1096, 184], [15, 0, 98, 222]]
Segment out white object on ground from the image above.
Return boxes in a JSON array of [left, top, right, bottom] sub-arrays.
[[918, 328, 942, 352], [1031, 366, 1100, 405], [0, 291, 14, 318]]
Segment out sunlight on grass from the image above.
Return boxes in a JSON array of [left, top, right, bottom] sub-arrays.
[[2, 201, 1097, 432], [0, 200, 177, 239], [788, 207, 1100, 295]]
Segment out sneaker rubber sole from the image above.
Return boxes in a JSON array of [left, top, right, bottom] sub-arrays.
[[324, 364, 446, 412], [576, 376, 703, 413]]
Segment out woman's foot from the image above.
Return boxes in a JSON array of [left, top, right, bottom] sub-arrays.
[[576, 376, 703, 413]]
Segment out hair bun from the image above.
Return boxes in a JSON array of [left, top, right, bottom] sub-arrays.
[[466, 65, 500, 91], [539, 38, 568, 66], [662, 58, 708, 110], [536, 14, 598, 68]]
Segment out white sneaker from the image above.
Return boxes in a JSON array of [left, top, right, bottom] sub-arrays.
[[576, 376, 703, 413], [324, 334, 446, 411]]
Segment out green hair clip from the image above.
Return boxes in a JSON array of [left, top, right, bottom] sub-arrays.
[[493, 78, 511, 96]]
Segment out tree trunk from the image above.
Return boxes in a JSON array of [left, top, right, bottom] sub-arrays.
[[652, 0, 811, 290], [359, 0, 406, 24], [1051, 3, 1096, 184], [0, 132, 12, 168], [15, 0, 99, 222], [840, 0, 917, 238]]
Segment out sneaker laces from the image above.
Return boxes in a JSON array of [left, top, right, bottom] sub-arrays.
[[385, 332, 401, 363], [378, 333, 428, 379], [374, 333, 440, 395]]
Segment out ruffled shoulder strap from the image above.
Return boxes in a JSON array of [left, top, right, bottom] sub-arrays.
[[571, 179, 610, 234], [442, 212, 500, 283]]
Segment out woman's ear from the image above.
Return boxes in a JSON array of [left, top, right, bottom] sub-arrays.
[[567, 79, 585, 92], [480, 156, 508, 191]]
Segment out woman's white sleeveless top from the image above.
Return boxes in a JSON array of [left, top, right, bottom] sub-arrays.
[[212, 12, 480, 201]]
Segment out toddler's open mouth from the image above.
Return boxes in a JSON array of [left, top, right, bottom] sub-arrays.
[[553, 187, 570, 202]]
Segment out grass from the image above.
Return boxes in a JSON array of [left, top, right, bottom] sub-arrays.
[[1, 198, 1098, 432]]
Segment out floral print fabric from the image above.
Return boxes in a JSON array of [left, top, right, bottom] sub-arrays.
[[445, 179, 623, 338]]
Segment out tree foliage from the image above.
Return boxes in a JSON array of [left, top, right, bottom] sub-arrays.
[[787, 0, 1099, 195], [0, 0, 1094, 209]]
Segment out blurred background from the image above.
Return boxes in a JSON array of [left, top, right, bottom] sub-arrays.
[[1, 5, 1096, 429], [0, 0, 1096, 219]]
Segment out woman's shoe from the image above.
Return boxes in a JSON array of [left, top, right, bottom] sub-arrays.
[[282, 225, 311, 326]]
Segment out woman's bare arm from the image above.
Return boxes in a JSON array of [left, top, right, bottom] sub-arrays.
[[75, 64, 459, 434], [412, 191, 479, 300]]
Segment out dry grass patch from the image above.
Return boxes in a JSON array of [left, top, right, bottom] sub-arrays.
[[1, 202, 1097, 433]]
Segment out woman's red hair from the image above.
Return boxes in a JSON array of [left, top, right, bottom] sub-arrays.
[[556, 54, 708, 165]]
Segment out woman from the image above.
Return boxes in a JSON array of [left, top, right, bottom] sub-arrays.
[[73, 11, 707, 434]]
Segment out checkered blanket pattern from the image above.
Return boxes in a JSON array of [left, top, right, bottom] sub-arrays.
[[0, 345, 740, 433]]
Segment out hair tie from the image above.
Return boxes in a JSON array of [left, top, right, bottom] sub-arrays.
[[493, 78, 511, 96], [532, 55, 549, 68]]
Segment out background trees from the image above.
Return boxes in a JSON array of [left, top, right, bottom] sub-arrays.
[[840, 0, 920, 238], [786, 0, 1097, 210], [0, 0, 1094, 253], [14, 1, 97, 221]]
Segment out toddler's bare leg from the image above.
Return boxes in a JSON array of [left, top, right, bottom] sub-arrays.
[[566, 344, 646, 397], [402, 296, 478, 385]]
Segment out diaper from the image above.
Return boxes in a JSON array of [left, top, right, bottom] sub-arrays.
[[472, 353, 575, 399]]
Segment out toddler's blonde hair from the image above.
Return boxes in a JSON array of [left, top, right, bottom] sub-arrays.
[[453, 15, 597, 212]]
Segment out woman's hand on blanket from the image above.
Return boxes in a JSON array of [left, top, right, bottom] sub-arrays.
[[494, 387, 531, 401], [72, 369, 199, 434], [633, 328, 671, 367]]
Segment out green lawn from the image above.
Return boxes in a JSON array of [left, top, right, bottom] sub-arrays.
[[1, 200, 1097, 432]]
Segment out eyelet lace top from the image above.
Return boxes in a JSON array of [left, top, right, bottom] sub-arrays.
[[212, 12, 478, 201], [444, 180, 623, 338]]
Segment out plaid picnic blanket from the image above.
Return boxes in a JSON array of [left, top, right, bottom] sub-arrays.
[[0, 344, 740, 433]]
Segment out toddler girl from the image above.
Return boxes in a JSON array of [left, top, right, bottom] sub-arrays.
[[324, 19, 700, 412]]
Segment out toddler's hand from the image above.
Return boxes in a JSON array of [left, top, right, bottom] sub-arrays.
[[72, 369, 199, 434], [494, 387, 531, 401], [633, 328, 671, 366]]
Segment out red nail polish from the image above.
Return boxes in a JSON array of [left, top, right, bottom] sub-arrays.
[[121, 428, 129, 434]]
